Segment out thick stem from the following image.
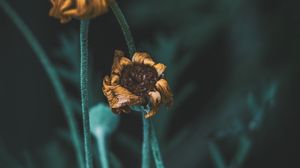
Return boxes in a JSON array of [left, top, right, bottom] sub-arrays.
[[110, 0, 136, 56], [150, 120, 165, 168], [142, 113, 150, 168], [80, 20, 93, 168], [95, 128, 109, 168], [0, 1, 84, 168]]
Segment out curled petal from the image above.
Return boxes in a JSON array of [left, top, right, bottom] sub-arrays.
[[112, 106, 131, 114], [49, 0, 73, 23], [50, 0, 109, 23], [89, 0, 109, 17], [110, 74, 120, 86], [112, 50, 132, 75], [153, 63, 167, 77], [132, 52, 155, 66], [145, 91, 162, 118], [155, 79, 173, 106], [102, 76, 143, 111]]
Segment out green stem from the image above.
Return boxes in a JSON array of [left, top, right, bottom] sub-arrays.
[[229, 135, 251, 168], [208, 142, 226, 168], [0, 1, 84, 168], [150, 120, 165, 168], [95, 128, 109, 168], [110, 2, 166, 167], [110, 0, 136, 56], [142, 113, 150, 168], [80, 20, 93, 168]]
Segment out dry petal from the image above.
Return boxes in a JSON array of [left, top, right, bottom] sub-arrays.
[[49, 0, 109, 23], [102, 76, 143, 111], [153, 63, 167, 77], [155, 79, 173, 106], [112, 106, 131, 114], [145, 91, 162, 118], [112, 50, 132, 75], [110, 74, 120, 86], [132, 52, 155, 66]]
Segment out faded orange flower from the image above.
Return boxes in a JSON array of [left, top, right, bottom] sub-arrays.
[[49, 0, 110, 23], [102, 50, 173, 118]]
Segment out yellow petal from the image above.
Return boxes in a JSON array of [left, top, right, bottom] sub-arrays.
[[155, 79, 173, 106], [145, 91, 161, 118], [112, 50, 132, 75], [110, 74, 120, 86], [60, 0, 72, 11], [76, 0, 87, 13], [91, 0, 109, 15], [132, 52, 155, 66], [153, 63, 166, 77], [102, 76, 143, 110]]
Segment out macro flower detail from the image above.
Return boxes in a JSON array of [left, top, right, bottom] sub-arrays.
[[102, 50, 173, 118], [49, 0, 110, 23]]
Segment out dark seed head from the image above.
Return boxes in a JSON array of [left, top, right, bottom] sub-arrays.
[[120, 64, 158, 97]]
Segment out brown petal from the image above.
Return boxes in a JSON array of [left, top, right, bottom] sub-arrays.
[[155, 79, 173, 106], [145, 91, 162, 118], [132, 52, 155, 66], [112, 50, 132, 75], [153, 63, 167, 77], [102, 76, 143, 110], [60, 0, 72, 11], [110, 74, 120, 86], [91, 0, 109, 15], [112, 106, 131, 114]]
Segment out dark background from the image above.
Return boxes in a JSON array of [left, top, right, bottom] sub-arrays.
[[0, 0, 300, 167]]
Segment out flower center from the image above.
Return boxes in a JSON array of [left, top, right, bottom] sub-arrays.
[[120, 64, 158, 97]]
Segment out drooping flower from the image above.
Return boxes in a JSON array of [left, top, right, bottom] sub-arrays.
[[102, 50, 173, 118], [49, 0, 110, 23]]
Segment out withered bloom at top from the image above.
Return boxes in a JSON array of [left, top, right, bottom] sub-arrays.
[[49, 0, 110, 23], [102, 50, 173, 118]]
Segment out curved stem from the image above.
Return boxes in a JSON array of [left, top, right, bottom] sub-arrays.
[[142, 113, 150, 168], [150, 120, 165, 168], [110, 0, 136, 56], [0, 1, 84, 168], [95, 128, 109, 168], [80, 20, 93, 168]]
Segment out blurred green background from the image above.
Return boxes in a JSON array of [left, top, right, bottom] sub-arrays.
[[0, 0, 299, 167]]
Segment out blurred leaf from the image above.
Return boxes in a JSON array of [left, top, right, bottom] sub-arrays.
[[0, 139, 23, 168], [38, 140, 69, 168]]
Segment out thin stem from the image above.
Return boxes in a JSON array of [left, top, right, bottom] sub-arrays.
[[150, 120, 165, 168], [80, 20, 93, 168], [0, 1, 84, 168], [110, 1, 166, 167], [208, 142, 227, 168], [229, 135, 251, 168], [142, 113, 150, 168], [95, 128, 109, 168], [110, 0, 136, 56]]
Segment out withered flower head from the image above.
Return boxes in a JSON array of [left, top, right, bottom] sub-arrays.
[[49, 0, 110, 23], [102, 50, 173, 118]]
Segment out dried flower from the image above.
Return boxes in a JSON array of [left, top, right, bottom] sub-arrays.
[[49, 0, 110, 23], [102, 50, 173, 118]]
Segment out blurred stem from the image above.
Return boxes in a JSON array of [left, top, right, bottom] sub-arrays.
[[0, 1, 84, 168], [150, 120, 165, 168], [229, 135, 251, 168], [208, 142, 226, 168], [95, 128, 109, 168], [142, 113, 151, 168], [80, 20, 93, 168], [110, 0, 136, 56]]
